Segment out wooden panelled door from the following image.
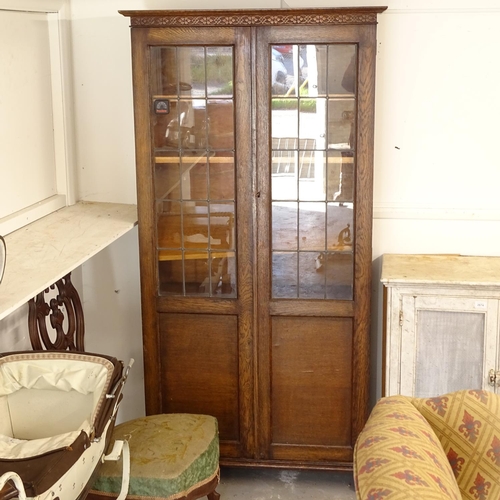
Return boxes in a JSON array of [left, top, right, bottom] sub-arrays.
[[129, 26, 255, 461], [121, 7, 385, 468], [254, 24, 376, 464]]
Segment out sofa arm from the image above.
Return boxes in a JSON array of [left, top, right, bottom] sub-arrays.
[[354, 395, 461, 500], [412, 390, 500, 500]]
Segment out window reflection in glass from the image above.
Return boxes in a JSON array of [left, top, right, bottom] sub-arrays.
[[270, 44, 357, 300]]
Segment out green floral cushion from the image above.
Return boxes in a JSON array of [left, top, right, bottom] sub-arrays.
[[412, 390, 500, 500], [354, 395, 461, 500], [92, 413, 219, 499]]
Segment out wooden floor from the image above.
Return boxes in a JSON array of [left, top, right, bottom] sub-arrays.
[[218, 467, 357, 499]]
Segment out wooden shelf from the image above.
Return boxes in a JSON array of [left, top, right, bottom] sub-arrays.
[[0, 202, 138, 321], [159, 250, 235, 261]]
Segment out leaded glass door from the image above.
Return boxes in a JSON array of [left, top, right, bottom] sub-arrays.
[[255, 24, 376, 462], [131, 25, 255, 460]]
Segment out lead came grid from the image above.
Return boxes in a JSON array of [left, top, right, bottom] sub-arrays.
[[153, 46, 237, 297], [271, 43, 357, 300]]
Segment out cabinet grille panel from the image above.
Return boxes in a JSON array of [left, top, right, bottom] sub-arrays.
[[415, 310, 484, 398]]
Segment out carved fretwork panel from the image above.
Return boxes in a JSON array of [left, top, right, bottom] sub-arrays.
[[121, 7, 386, 28], [28, 273, 85, 351]]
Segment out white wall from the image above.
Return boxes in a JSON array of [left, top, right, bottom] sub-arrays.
[[371, 3, 500, 402], [81, 227, 142, 422], [2, 0, 500, 416]]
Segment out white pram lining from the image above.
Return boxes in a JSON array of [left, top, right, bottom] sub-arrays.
[[0, 351, 127, 500]]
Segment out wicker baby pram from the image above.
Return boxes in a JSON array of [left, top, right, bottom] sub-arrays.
[[0, 351, 132, 500]]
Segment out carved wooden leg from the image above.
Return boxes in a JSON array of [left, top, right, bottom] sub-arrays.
[[207, 490, 220, 500]]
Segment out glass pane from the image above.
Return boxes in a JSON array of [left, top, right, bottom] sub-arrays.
[[209, 154, 235, 200], [191, 100, 208, 149], [207, 99, 234, 150], [184, 250, 209, 295], [272, 202, 298, 251], [210, 203, 235, 250], [272, 151, 297, 200], [181, 153, 208, 200], [299, 202, 325, 251], [327, 152, 354, 202], [271, 46, 291, 96], [155, 154, 181, 200], [206, 46, 233, 97], [152, 45, 236, 298], [155, 101, 208, 150], [299, 252, 326, 299], [157, 201, 181, 248], [328, 45, 357, 95], [328, 99, 355, 150], [218, 253, 237, 297], [184, 155, 207, 200], [160, 100, 180, 150], [171, 99, 205, 150], [298, 151, 326, 202], [272, 252, 298, 298], [154, 47, 178, 96], [159, 252, 183, 295], [178, 46, 205, 97], [326, 203, 354, 252], [305, 45, 327, 98], [198, 253, 236, 296], [325, 253, 353, 300], [299, 98, 326, 150], [272, 99, 298, 146], [183, 201, 208, 249]]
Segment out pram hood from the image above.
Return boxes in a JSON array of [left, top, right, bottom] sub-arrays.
[[0, 351, 124, 498]]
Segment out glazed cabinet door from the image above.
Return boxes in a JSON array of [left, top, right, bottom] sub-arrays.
[[386, 290, 499, 398], [130, 26, 254, 459], [255, 24, 377, 464]]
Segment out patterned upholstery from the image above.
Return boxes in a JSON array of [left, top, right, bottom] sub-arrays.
[[91, 414, 219, 500], [354, 395, 461, 499], [412, 390, 500, 500], [354, 390, 500, 500]]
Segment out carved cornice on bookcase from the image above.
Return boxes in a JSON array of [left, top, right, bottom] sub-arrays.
[[120, 8, 387, 28]]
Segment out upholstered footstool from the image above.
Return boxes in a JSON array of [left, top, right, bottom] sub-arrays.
[[89, 414, 220, 500]]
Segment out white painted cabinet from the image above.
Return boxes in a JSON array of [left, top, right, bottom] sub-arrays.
[[381, 254, 500, 398]]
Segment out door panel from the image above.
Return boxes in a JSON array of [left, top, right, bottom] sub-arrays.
[[401, 295, 498, 398], [159, 313, 239, 441], [271, 317, 353, 447]]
